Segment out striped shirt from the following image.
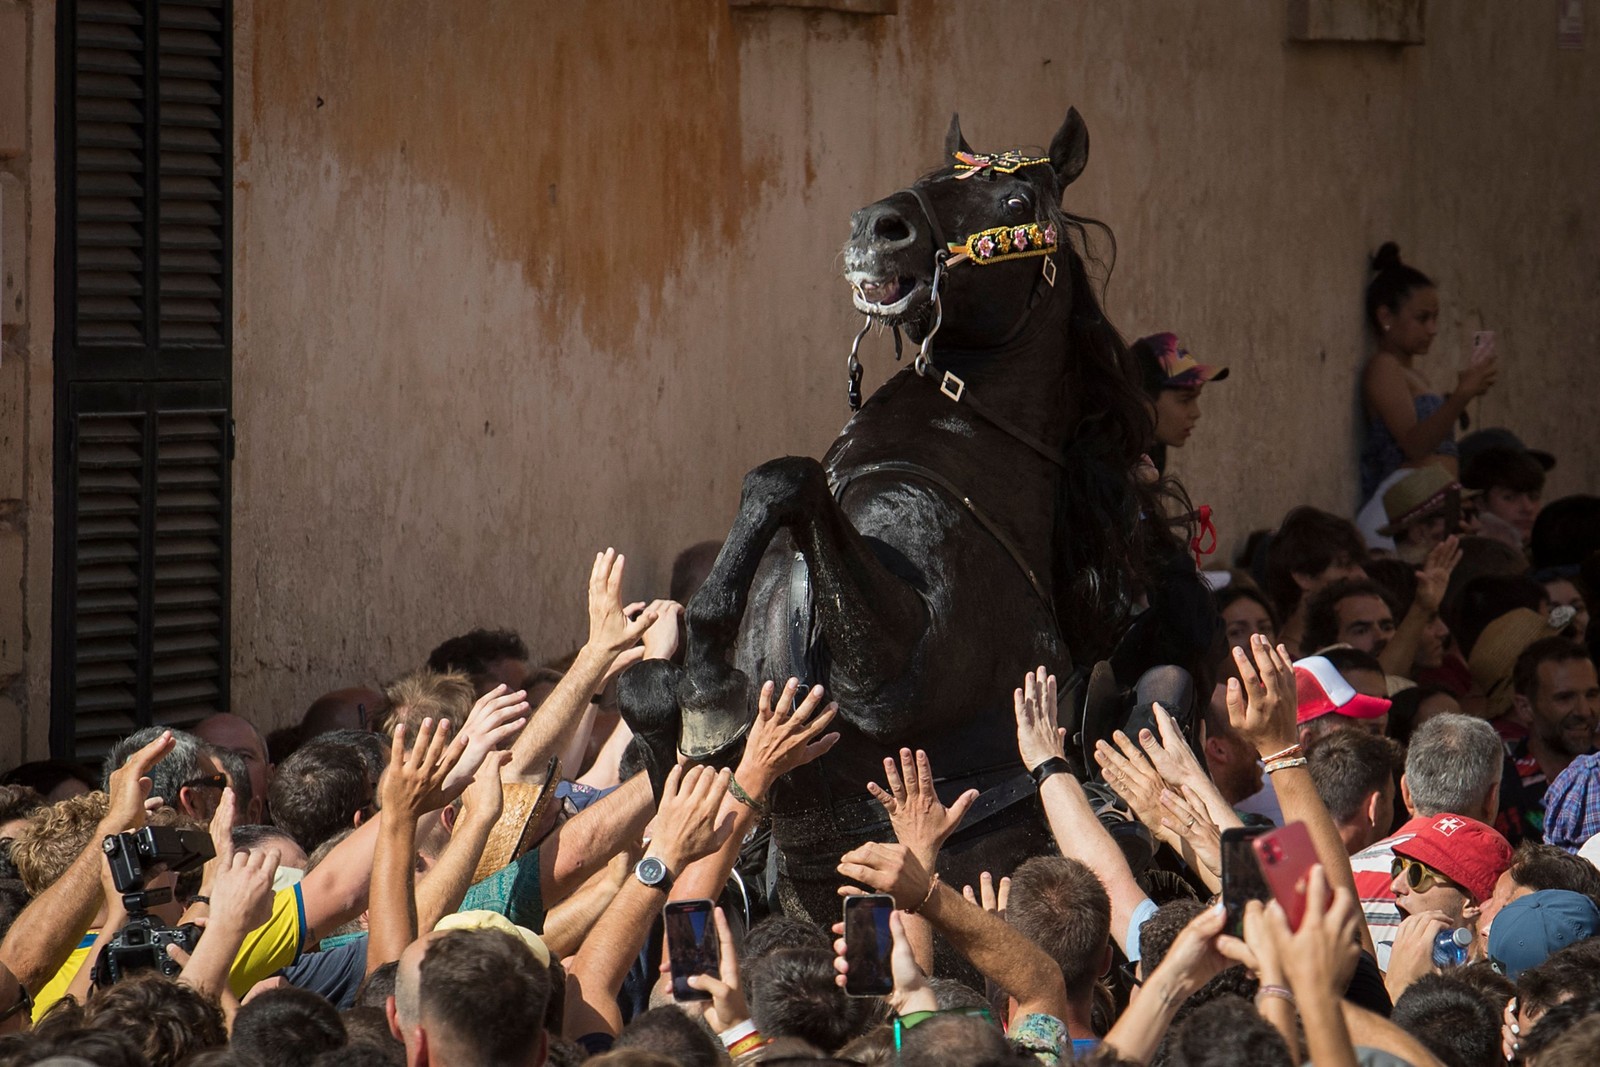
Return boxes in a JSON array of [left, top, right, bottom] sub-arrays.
[[1350, 816, 1434, 971]]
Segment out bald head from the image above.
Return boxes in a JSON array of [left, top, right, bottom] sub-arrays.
[[195, 713, 273, 810], [301, 687, 384, 738]]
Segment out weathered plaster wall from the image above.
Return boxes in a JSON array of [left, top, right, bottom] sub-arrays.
[[0, 0, 55, 766], [230, 0, 1600, 729]]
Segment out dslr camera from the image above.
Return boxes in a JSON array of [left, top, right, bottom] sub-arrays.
[[91, 826, 214, 987]]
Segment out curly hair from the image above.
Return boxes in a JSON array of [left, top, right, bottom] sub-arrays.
[[35, 972, 225, 1067]]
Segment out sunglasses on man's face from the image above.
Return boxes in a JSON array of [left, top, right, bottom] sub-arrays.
[[1391, 855, 1459, 894], [0, 983, 32, 1027]]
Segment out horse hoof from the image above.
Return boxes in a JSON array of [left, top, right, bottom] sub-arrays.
[[677, 665, 755, 763], [1075, 660, 1122, 779], [1123, 665, 1197, 754], [1082, 780, 1155, 876]]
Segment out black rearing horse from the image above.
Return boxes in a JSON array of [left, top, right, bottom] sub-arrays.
[[623, 107, 1206, 926]]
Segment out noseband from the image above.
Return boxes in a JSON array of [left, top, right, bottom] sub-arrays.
[[845, 157, 1067, 472]]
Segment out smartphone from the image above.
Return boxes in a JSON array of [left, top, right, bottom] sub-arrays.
[[843, 894, 895, 997], [1220, 825, 1271, 937], [1472, 330, 1496, 363], [1253, 821, 1319, 931], [663, 899, 718, 1001]]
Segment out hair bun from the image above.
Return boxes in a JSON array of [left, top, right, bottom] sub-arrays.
[[1371, 242, 1403, 273]]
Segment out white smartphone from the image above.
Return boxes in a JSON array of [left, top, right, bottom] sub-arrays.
[[1472, 330, 1496, 363]]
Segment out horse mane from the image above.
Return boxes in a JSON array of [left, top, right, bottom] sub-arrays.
[[1044, 203, 1198, 659]]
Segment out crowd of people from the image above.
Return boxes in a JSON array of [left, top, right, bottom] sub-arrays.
[[0, 243, 1596, 1067]]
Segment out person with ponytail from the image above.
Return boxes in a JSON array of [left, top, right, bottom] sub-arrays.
[[1356, 242, 1499, 548]]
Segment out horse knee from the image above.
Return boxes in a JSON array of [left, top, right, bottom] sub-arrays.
[[741, 455, 827, 516]]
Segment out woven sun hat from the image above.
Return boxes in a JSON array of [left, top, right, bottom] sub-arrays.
[[471, 758, 562, 884], [1467, 607, 1577, 719], [434, 909, 551, 967], [1376, 466, 1475, 537]]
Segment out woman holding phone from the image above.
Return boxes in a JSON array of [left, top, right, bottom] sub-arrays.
[[1356, 242, 1499, 547]]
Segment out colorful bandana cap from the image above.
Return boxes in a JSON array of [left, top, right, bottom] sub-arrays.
[[1134, 332, 1230, 389]]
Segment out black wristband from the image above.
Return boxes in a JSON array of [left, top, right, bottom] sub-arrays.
[[190, 896, 210, 906], [1028, 757, 1072, 787]]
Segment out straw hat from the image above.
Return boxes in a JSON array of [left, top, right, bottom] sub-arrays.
[[1468, 607, 1578, 719], [1376, 466, 1475, 537], [471, 760, 562, 884]]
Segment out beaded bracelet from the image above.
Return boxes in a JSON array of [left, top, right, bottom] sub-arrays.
[[1263, 756, 1308, 775], [1262, 743, 1303, 763]]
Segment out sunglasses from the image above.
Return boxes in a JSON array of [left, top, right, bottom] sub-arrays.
[[1118, 959, 1142, 988], [0, 984, 32, 1026], [1392, 855, 1460, 894], [892, 1007, 995, 1050]]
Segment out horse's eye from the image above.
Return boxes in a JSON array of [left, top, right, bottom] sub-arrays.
[[1005, 195, 1030, 214]]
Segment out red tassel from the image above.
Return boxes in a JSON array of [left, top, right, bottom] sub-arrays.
[[1190, 505, 1217, 568]]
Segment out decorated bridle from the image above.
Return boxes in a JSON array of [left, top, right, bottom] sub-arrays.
[[845, 151, 1067, 474]]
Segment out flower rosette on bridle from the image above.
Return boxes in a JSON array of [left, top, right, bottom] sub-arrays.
[[951, 220, 1058, 266]]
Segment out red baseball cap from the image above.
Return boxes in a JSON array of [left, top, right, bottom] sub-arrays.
[[1392, 814, 1512, 904], [1293, 655, 1392, 725]]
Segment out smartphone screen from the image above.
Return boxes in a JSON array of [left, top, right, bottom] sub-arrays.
[[663, 899, 718, 1001], [1253, 821, 1318, 931], [843, 894, 895, 997], [1220, 826, 1271, 937]]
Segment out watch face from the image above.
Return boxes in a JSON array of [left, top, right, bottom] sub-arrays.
[[637, 856, 666, 885]]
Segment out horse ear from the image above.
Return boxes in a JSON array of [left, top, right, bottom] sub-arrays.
[[1049, 107, 1090, 189], [944, 113, 972, 159]]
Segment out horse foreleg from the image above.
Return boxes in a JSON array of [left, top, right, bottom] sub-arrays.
[[679, 456, 925, 758]]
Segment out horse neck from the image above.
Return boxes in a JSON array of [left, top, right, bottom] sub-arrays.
[[931, 295, 1074, 447]]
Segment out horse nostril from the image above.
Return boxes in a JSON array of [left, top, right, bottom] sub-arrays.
[[872, 212, 912, 244]]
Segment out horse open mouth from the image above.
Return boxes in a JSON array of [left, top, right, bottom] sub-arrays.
[[848, 273, 927, 317]]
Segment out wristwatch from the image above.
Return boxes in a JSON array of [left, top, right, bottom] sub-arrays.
[[634, 855, 675, 893]]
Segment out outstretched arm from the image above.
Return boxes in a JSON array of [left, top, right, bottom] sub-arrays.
[[1378, 537, 1459, 678], [0, 731, 175, 992], [1227, 637, 1373, 956], [505, 550, 660, 785], [563, 765, 734, 1039], [837, 841, 1069, 1023], [1015, 668, 1151, 957]]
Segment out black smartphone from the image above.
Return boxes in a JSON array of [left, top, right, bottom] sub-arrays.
[[663, 899, 718, 1002], [843, 894, 895, 997], [1220, 825, 1271, 937]]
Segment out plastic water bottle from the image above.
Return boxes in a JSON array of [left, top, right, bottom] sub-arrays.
[[1431, 927, 1473, 968]]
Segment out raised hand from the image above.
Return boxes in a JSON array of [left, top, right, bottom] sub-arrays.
[[587, 549, 660, 656], [1260, 866, 1362, 997], [1225, 635, 1299, 758], [836, 841, 933, 912], [440, 685, 528, 794], [684, 906, 749, 1031], [383, 718, 461, 819], [961, 872, 1009, 920], [1013, 666, 1066, 773], [867, 748, 977, 871], [737, 679, 841, 797], [647, 764, 737, 873], [832, 910, 936, 1014], [460, 750, 510, 826], [206, 845, 278, 938], [1157, 787, 1224, 888], [1415, 535, 1462, 616], [1384, 908, 1453, 999], [1094, 732, 1168, 838], [1456, 353, 1498, 400], [1138, 705, 1241, 832], [640, 600, 686, 661], [103, 730, 175, 831]]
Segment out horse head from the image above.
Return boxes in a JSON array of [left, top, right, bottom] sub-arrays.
[[844, 108, 1089, 349]]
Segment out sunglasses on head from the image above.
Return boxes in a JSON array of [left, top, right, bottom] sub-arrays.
[[1392, 855, 1460, 894]]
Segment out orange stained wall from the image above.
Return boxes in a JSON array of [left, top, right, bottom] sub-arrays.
[[229, 0, 1600, 728]]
